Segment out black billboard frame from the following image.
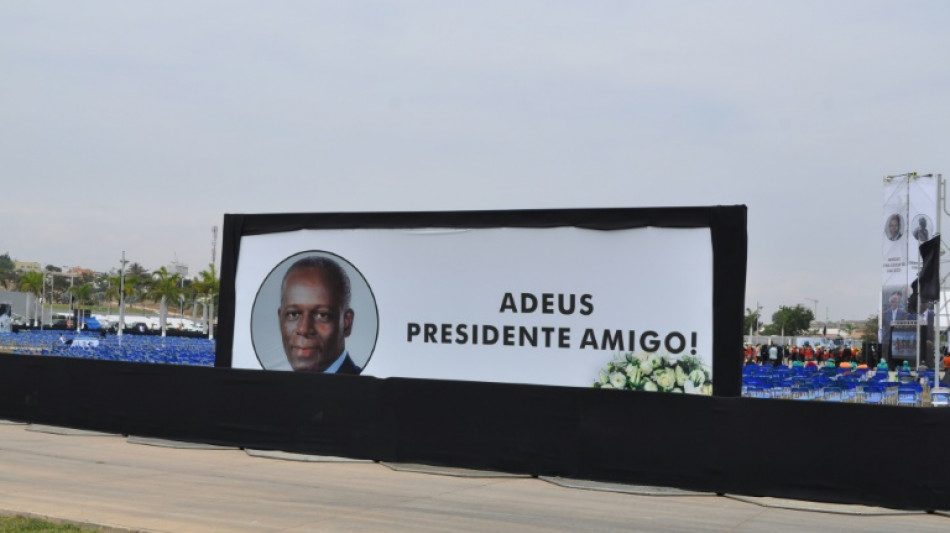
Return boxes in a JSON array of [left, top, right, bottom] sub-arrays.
[[215, 205, 748, 396]]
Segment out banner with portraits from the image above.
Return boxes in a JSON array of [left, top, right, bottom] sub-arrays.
[[216, 208, 747, 396], [881, 174, 938, 355]]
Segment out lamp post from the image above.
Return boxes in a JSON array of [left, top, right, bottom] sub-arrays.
[[46, 274, 54, 329], [748, 302, 762, 345], [118, 252, 128, 339], [805, 298, 818, 334], [39, 272, 47, 330]]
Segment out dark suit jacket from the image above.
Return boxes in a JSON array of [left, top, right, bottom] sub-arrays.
[[882, 308, 907, 330], [333, 354, 363, 375]]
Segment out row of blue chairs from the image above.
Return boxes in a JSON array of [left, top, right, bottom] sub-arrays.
[[0, 331, 215, 366], [742, 364, 943, 406]]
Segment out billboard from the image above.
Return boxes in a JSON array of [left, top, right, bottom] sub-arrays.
[[881, 173, 938, 354], [216, 208, 747, 396]]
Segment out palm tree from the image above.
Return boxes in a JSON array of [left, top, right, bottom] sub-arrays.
[[67, 283, 94, 330], [103, 274, 120, 314], [191, 264, 219, 337], [146, 267, 182, 337], [19, 271, 43, 326], [127, 262, 148, 281], [843, 323, 856, 339]]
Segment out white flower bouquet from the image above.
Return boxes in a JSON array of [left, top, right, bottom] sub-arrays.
[[593, 352, 713, 395]]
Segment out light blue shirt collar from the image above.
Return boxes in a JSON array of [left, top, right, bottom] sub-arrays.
[[324, 350, 349, 374]]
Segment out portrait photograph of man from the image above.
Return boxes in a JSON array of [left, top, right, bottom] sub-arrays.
[[250, 251, 378, 373], [911, 214, 931, 242], [885, 213, 903, 241]]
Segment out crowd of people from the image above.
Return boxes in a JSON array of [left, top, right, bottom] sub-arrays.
[[745, 342, 950, 372], [744, 343, 870, 369]]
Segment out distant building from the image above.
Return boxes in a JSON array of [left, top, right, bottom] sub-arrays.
[[14, 261, 41, 273]]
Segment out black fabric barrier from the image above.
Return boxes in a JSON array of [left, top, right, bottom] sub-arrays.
[[2, 352, 949, 510]]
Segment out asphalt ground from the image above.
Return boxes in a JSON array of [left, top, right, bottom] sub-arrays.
[[0, 421, 947, 533]]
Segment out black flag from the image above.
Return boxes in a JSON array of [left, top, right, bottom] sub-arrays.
[[908, 235, 940, 313], [919, 235, 940, 302]]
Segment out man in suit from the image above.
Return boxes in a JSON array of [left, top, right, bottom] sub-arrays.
[[913, 217, 930, 242], [881, 291, 907, 365], [886, 214, 903, 241], [277, 256, 361, 374]]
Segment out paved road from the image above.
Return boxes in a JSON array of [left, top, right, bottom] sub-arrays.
[[0, 421, 946, 532]]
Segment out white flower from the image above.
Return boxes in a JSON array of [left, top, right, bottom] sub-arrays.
[[609, 372, 627, 389], [688, 369, 706, 387], [594, 352, 712, 394], [654, 368, 676, 391], [625, 365, 642, 387], [640, 356, 656, 375], [675, 365, 688, 387]]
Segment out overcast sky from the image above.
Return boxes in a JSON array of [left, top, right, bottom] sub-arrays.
[[2, 1, 948, 322]]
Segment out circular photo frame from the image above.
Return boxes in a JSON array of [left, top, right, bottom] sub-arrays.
[[250, 250, 378, 373], [911, 214, 933, 242], [884, 213, 904, 242]]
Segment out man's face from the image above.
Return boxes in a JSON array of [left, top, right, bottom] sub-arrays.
[[889, 295, 900, 311], [278, 267, 353, 372], [889, 217, 900, 237]]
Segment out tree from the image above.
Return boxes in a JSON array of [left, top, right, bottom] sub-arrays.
[[0, 253, 15, 290], [19, 271, 44, 326], [127, 263, 148, 282], [146, 266, 181, 337], [860, 315, 879, 343], [191, 263, 219, 336], [842, 323, 856, 338], [0, 252, 14, 271], [67, 283, 94, 330], [769, 305, 814, 336]]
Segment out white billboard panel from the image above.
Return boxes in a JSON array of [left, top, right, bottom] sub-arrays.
[[230, 226, 714, 393]]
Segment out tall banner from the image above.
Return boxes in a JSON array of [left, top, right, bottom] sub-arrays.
[[881, 174, 938, 357]]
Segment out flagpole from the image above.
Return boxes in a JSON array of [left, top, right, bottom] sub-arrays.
[[917, 275, 922, 371], [937, 174, 944, 390], [908, 174, 914, 373]]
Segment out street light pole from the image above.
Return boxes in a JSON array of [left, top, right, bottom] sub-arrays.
[[119, 252, 128, 340], [805, 298, 819, 334], [40, 273, 46, 330]]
